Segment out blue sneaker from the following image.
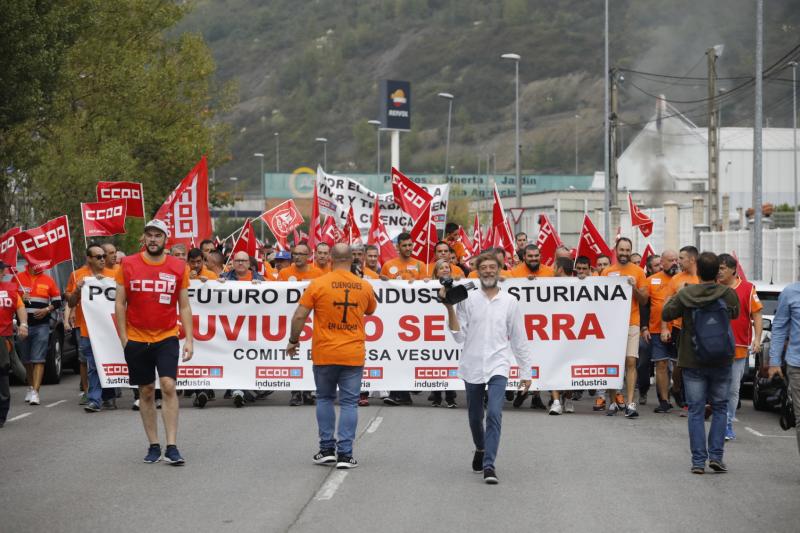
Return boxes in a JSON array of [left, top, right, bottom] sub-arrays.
[[724, 424, 736, 441], [164, 445, 185, 466], [143, 444, 162, 464]]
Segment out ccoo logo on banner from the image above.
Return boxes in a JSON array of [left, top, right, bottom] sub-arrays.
[[82, 277, 632, 391]]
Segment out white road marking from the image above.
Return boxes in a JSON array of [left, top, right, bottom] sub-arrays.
[[46, 400, 67, 408], [314, 471, 348, 501], [366, 416, 383, 433], [745, 426, 795, 438], [8, 412, 32, 422]]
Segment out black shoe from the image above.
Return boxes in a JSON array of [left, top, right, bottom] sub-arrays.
[[691, 465, 705, 475], [530, 395, 547, 410], [194, 391, 208, 408], [505, 391, 514, 401], [446, 400, 458, 408], [383, 396, 399, 406], [255, 391, 273, 400], [336, 455, 358, 469], [84, 402, 101, 413], [483, 467, 499, 484], [243, 391, 257, 403], [708, 460, 728, 473], [223, 390, 232, 399], [233, 391, 245, 408], [654, 401, 671, 413], [588, 389, 596, 396], [573, 390, 583, 401], [102, 399, 117, 410], [290, 392, 302, 406], [313, 449, 337, 465], [431, 400, 442, 407], [472, 450, 484, 473], [302, 392, 316, 405], [208, 390, 216, 400], [512, 390, 528, 408]]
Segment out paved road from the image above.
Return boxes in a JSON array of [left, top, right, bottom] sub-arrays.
[[1, 375, 798, 533]]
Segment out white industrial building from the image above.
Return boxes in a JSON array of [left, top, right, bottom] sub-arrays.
[[617, 101, 798, 217]]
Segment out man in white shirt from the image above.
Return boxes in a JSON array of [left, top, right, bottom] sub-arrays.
[[441, 252, 534, 484]]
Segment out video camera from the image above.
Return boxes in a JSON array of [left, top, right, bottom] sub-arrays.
[[439, 277, 476, 305]]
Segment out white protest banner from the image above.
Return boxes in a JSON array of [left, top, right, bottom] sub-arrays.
[[83, 277, 631, 391], [316, 168, 449, 239]]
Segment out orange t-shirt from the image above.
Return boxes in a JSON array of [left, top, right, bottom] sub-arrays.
[[646, 271, 675, 334], [446, 239, 467, 261], [602, 262, 647, 326], [509, 263, 555, 278], [66, 266, 116, 336], [115, 253, 190, 343], [665, 271, 700, 329], [298, 270, 378, 365], [315, 262, 332, 273], [381, 257, 425, 280], [424, 263, 465, 279], [467, 269, 512, 279], [733, 278, 764, 359], [278, 264, 324, 281], [363, 267, 380, 279], [199, 267, 219, 280]]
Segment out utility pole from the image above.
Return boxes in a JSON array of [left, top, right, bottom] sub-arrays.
[[603, 0, 610, 241], [707, 45, 724, 229], [753, 0, 764, 280], [609, 68, 620, 230]]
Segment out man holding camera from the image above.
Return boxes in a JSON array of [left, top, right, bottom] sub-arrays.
[[440, 252, 534, 484]]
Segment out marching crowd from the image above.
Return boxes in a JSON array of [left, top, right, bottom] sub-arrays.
[[1, 218, 798, 476]]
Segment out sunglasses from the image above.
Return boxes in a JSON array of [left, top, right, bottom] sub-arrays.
[[90, 254, 107, 260]]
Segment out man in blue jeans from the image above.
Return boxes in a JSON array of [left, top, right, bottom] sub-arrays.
[[662, 252, 739, 474], [767, 281, 800, 456], [287, 244, 378, 469], [441, 252, 534, 484]]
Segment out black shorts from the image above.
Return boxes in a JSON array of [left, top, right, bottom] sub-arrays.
[[124, 337, 179, 386]]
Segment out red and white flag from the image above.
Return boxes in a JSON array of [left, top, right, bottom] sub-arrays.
[[260, 199, 304, 250], [343, 206, 362, 245], [391, 167, 432, 220], [481, 224, 494, 251], [628, 193, 654, 238], [410, 202, 438, 264], [536, 214, 562, 267], [213, 235, 222, 249], [471, 214, 482, 256], [81, 199, 127, 237], [639, 243, 655, 269], [154, 156, 213, 247], [307, 185, 322, 250], [457, 226, 474, 261], [230, 219, 257, 258], [491, 185, 515, 258], [13, 216, 73, 270], [320, 216, 344, 247], [96, 181, 145, 218], [367, 200, 397, 265], [732, 250, 748, 282], [0, 227, 21, 271], [575, 215, 612, 268]]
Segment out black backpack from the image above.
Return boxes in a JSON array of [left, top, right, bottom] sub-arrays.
[[690, 298, 734, 364]]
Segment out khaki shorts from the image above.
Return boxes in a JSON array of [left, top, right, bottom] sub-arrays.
[[626, 326, 640, 359]]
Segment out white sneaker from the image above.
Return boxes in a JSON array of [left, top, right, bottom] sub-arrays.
[[549, 399, 562, 415], [24, 387, 33, 403], [564, 399, 575, 413], [29, 391, 40, 405]]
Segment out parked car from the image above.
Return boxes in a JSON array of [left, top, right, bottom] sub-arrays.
[[743, 281, 785, 389], [9, 261, 80, 385]]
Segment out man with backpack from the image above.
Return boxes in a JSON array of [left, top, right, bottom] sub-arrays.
[[662, 252, 739, 474]]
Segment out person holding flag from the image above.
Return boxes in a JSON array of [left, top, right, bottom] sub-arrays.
[[0, 260, 28, 427]]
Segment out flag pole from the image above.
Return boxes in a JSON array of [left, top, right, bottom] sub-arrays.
[[223, 218, 250, 271]]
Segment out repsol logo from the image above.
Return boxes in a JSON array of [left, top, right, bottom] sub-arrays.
[[256, 366, 303, 379], [177, 366, 223, 378], [130, 279, 176, 293], [414, 367, 458, 379], [85, 205, 123, 220], [20, 226, 67, 252], [99, 188, 141, 200], [571, 365, 619, 378], [103, 363, 129, 376]]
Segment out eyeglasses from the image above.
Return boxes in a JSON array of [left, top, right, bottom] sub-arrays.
[[233, 259, 249, 263], [90, 254, 106, 260], [293, 252, 309, 256]]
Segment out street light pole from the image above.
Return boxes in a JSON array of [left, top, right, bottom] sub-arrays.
[[438, 92, 454, 180], [603, 0, 610, 241], [315, 137, 328, 170], [368, 120, 382, 175], [229, 176, 239, 219], [274, 132, 280, 173], [254, 153, 265, 241], [790, 61, 798, 225], [501, 53, 521, 231], [574, 114, 580, 174], [753, 0, 764, 280]]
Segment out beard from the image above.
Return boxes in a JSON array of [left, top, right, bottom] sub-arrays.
[[146, 242, 165, 256], [665, 265, 679, 276], [526, 261, 539, 271], [617, 255, 630, 265], [480, 275, 498, 289]]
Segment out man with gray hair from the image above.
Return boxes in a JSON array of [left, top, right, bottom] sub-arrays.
[[441, 252, 534, 484]]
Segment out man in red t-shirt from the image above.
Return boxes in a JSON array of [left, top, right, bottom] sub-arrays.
[[115, 219, 193, 465], [0, 260, 28, 427]]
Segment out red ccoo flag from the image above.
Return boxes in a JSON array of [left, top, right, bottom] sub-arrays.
[[343, 206, 362, 245], [391, 167, 432, 219], [575, 214, 612, 268], [260, 199, 304, 250], [471, 213, 482, 256], [491, 185, 515, 258], [81, 199, 127, 237], [628, 192, 654, 238], [639, 243, 655, 269], [409, 202, 437, 264], [367, 200, 397, 265], [0, 227, 21, 271], [536, 214, 562, 267], [229, 219, 257, 258], [96, 181, 145, 218], [154, 156, 213, 247], [13, 216, 73, 270], [457, 226, 474, 261], [320, 216, 344, 247]]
